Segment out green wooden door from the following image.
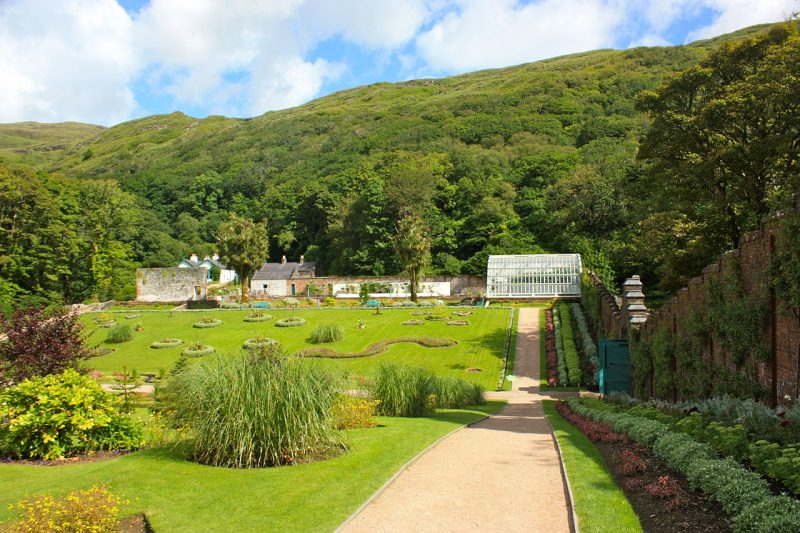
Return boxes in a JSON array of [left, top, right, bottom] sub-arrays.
[[599, 339, 630, 396]]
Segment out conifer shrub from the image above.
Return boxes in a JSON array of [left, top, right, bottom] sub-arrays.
[[309, 323, 344, 343], [105, 324, 133, 343], [167, 350, 344, 467]]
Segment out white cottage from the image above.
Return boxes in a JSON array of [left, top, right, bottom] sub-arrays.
[[177, 254, 237, 284], [250, 256, 316, 297]]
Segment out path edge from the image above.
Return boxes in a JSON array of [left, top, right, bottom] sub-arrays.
[[544, 400, 580, 533], [334, 405, 504, 532]]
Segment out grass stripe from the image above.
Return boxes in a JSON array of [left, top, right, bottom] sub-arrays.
[[543, 400, 642, 533]]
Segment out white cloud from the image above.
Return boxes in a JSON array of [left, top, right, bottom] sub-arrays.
[[0, 0, 137, 124], [687, 0, 797, 41], [415, 0, 624, 72]]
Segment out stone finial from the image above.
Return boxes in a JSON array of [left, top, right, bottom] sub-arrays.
[[622, 275, 648, 327], [299, 255, 304, 264], [281, 255, 287, 265]]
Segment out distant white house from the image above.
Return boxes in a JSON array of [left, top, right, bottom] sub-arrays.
[[250, 255, 316, 297], [177, 254, 237, 284]]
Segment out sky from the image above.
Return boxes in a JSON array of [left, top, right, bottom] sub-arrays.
[[0, 0, 797, 126]]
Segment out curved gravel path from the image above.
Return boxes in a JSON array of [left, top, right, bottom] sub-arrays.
[[339, 307, 576, 532]]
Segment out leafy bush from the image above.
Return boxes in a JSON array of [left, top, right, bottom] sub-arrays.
[[6, 485, 122, 533], [309, 323, 344, 344], [168, 351, 344, 467], [370, 363, 436, 417], [105, 324, 133, 343], [0, 369, 142, 460], [434, 376, 484, 408], [332, 396, 380, 429], [274, 317, 307, 327]]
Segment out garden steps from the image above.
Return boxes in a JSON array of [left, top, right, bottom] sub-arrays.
[[340, 307, 578, 532]]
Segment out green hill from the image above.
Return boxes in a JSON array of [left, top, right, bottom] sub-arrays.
[[0, 121, 104, 169]]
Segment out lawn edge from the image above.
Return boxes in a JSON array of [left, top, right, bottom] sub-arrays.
[[335, 401, 507, 532], [542, 398, 580, 533]]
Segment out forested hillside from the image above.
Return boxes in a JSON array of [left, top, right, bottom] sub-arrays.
[[3, 22, 796, 308]]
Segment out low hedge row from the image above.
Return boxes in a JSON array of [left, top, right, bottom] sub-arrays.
[[569, 303, 598, 386], [295, 337, 457, 359], [567, 398, 800, 532], [557, 303, 581, 386], [552, 306, 568, 385]]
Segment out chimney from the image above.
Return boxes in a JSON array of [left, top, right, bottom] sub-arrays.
[[281, 255, 287, 265], [299, 255, 304, 265], [190, 253, 198, 263], [212, 254, 219, 261], [203, 255, 210, 261]]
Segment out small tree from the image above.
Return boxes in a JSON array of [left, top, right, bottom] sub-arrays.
[[216, 214, 269, 303], [0, 305, 91, 384], [392, 215, 430, 303]]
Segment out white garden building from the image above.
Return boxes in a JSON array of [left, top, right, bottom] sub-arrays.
[[486, 254, 582, 298]]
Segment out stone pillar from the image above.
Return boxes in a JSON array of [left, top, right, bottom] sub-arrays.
[[622, 275, 648, 330]]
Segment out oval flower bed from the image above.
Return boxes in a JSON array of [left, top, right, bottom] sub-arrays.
[[124, 313, 142, 319], [243, 312, 273, 323], [447, 320, 469, 326], [295, 337, 457, 359], [151, 338, 183, 349], [96, 320, 117, 328], [243, 337, 279, 350], [183, 343, 214, 357], [452, 311, 473, 317], [274, 317, 307, 327], [425, 314, 450, 321], [402, 319, 424, 325], [193, 318, 223, 328]]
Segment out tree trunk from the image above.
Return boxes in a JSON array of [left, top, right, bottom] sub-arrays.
[[241, 274, 250, 303], [409, 269, 418, 303]]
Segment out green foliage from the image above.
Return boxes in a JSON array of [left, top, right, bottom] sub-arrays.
[[552, 306, 568, 386], [216, 214, 269, 303], [392, 214, 430, 303], [0, 369, 142, 460], [558, 303, 581, 386], [569, 303, 598, 386], [7, 485, 122, 533], [370, 363, 436, 417], [650, 325, 675, 399], [167, 351, 344, 467], [433, 376, 484, 409], [309, 323, 344, 344], [105, 323, 133, 343]]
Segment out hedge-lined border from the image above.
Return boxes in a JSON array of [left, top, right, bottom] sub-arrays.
[[566, 398, 800, 532], [150, 338, 183, 349], [295, 337, 457, 359]]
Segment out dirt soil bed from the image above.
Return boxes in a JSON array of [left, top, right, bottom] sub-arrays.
[[0, 451, 129, 466], [557, 402, 731, 533]]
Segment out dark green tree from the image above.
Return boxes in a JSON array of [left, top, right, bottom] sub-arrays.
[[392, 215, 430, 303], [216, 214, 269, 303]]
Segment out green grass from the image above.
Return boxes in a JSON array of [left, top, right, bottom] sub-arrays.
[[0, 401, 505, 532], [502, 308, 518, 391], [543, 400, 641, 533], [82, 308, 509, 389]]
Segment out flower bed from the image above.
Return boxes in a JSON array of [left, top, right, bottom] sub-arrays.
[[242, 337, 279, 350], [565, 398, 800, 532], [452, 311, 473, 317], [544, 308, 559, 387], [193, 319, 223, 328], [447, 320, 469, 326], [124, 314, 142, 319], [295, 337, 457, 359], [183, 344, 214, 357], [424, 314, 449, 321], [150, 338, 183, 349], [243, 313, 273, 322], [274, 317, 307, 327], [402, 320, 424, 325]]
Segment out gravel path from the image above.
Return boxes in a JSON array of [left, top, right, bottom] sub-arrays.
[[340, 307, 575, 533]]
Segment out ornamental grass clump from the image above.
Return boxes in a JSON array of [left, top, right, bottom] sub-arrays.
[[434, 376, 484, 408], [105, 323, 133, 343], [309, 323, 344, 344], [370, 363, 436, 417], [167, 350, 344, 468]]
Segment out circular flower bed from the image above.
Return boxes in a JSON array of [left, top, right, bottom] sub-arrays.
[[96, 320, 117, 328], [183, 344, 214, 357], [193, 319, 223, 328], [425, 315, 450, 321], [452, 311, 473, 317], [411, 311, 431, 316], [274, 317, 307, 327], [243, 337, 279, 350], [447, 320, 469, 326], [402, 320, 424, 325], [151, 338, 183, 349], [243, 314, 273, 322]]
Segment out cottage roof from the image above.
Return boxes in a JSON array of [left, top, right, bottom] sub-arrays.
[[253, 261, 316, 280], [178, 257, 229, 270]]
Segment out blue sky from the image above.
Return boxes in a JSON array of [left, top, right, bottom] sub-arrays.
[[0, 0, 796, 125]]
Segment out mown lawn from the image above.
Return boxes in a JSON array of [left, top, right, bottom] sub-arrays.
[[0, 402, 505, 532], [83, 308, 510, 389]]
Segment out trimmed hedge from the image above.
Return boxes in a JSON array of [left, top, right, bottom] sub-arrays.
[[558, 303, 581, 386], [552, 306, 568, 385], [295, 337, 457, 359], [569, 303, 598, 386], [567, 399, 800, 532]]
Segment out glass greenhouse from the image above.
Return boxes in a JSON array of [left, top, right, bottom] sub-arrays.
[[486, 254, 582, 298]]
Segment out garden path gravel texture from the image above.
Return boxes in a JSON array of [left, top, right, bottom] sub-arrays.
[[340, 308, 576, 532]]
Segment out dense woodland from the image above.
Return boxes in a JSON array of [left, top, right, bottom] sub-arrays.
[[1, 22, 798, 310]]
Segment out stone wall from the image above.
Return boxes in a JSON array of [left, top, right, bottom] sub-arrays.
[[252, 275, 485, 299], [591, 201, 800, 407], [136, 268, 207, 302]]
